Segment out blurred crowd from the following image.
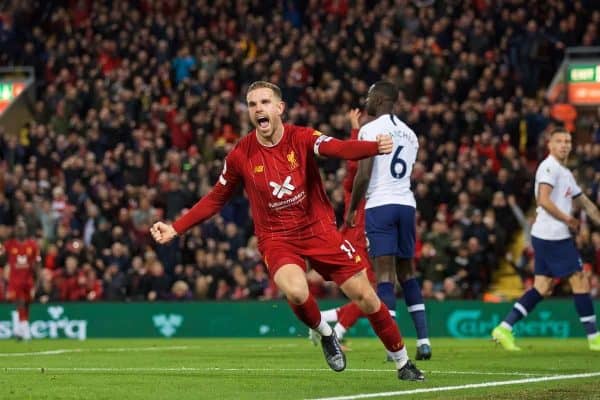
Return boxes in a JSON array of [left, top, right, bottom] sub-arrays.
[[0, 0, 599, 302]]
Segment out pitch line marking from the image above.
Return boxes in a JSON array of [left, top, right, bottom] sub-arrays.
[[1, 366, 549, 377], [0, 346, 190, 357], [306, 371, 600, 400], [0, 342, 299, 357]]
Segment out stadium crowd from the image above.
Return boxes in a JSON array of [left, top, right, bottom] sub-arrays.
[[0, 0, 599, 302]]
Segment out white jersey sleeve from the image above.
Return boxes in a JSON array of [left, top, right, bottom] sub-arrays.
[[531, 156, 581, 240], [535, 160, 559, 187]]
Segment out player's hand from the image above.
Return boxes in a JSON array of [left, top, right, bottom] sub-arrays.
[[376, 134, 393, 154], [150, 222, 178, 244], [565, 216, 579, 231], [348, 108, 361, 130], [345, 210, 357, 228]]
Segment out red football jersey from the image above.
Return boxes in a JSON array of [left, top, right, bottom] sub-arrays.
[[4, 239, 39, 285], [342, 127, 360, 195], [173, 123, 379, 242], [222, 124, 338, 242]]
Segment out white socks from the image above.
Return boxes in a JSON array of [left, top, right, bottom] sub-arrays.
[[321, 309, 339, 323], [387, 346, 409, 370], [334, 323, 347, 340], [315, 320, 333, 336], [416, 338, 431, 347]]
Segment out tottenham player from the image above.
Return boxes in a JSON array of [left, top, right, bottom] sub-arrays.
[[492, 129, 600, 351], [345, 81, 432, 360]]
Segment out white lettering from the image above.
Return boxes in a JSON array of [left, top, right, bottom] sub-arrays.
[[30, 321, 48, 338], [65, 320, 88, 341], [0, 321, 11, 339], [0, 309, 88, 340], [268, 191, 306, 210], [47, 320, 59, 338]]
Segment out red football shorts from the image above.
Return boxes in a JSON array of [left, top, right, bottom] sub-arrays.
[[7, 281, 33, 302], [260, 229, 367, 286], [340, 225, 375, 284]]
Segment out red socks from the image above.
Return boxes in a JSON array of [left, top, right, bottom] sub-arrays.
[[337, 302, 363, 329], [288, 295, 322, 329], [367, 303, 404, 352]]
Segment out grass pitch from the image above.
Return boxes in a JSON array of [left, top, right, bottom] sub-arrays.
[[1, 338, 599, 399]]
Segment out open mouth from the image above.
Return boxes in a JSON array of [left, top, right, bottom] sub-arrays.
[[256, 116, 270, 129]]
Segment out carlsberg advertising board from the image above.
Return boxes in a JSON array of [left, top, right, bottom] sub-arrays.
[[0, 300, 595, 339]]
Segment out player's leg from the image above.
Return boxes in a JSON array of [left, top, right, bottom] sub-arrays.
[[365, 205, 399, 316], [7, 289, 22, 340], [328, 302, 362, 342], [339, 271, 424, 381], [330, 228, 380, 341], [21, 285, 33, 340], [273, 263, 345, 371], [316, 262, 375, 344], [493, 236, 555, 350], [372, 255, 397, 315], [569, 271, 600, 350], [274, 264, 332, 336], [17, 298, 31, 341], [309, 303, 359, 347], [492, 275, 550, 350], [397, 259, 430, 360], [332, 245, 376, 341], [395, 205, 430, 359]]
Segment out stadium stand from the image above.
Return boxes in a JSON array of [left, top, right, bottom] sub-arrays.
[[0, 0, 598, 302]]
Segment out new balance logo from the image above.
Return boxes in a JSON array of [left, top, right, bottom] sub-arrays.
[[269, 176, 295, 199]]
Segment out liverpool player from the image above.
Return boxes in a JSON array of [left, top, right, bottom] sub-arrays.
[[311, 109, 376, 346], [4, 220, 40, 340], [151, 81, 424, 381]]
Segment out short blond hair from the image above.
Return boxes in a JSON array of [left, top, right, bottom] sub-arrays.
[[247, 81, 282, 99]]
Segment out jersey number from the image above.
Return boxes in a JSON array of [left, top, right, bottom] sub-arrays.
[[389, 146, 407, 179], [340, 240, 356, 259]]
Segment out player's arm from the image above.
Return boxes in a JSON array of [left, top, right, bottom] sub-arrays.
[[345, 156, 374, 227], [151, 156, 241, 244], [348, 108, 361, 132], [537, 183, 579, 230], [575, 193, 600, 226], [314, 133, 392, 160]]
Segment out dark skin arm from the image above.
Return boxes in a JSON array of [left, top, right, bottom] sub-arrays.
[[345, 156, 374, 227]]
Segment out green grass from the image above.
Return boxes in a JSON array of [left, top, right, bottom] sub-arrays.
[[1, 338, 599, 399]]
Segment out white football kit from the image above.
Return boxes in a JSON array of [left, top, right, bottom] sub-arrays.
[[358, 114, 418, 209], [530, 155, 581, 240]]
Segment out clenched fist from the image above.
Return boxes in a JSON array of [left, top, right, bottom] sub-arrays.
[[376, 134, 393, 154], [150, 221, 178, 244]]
